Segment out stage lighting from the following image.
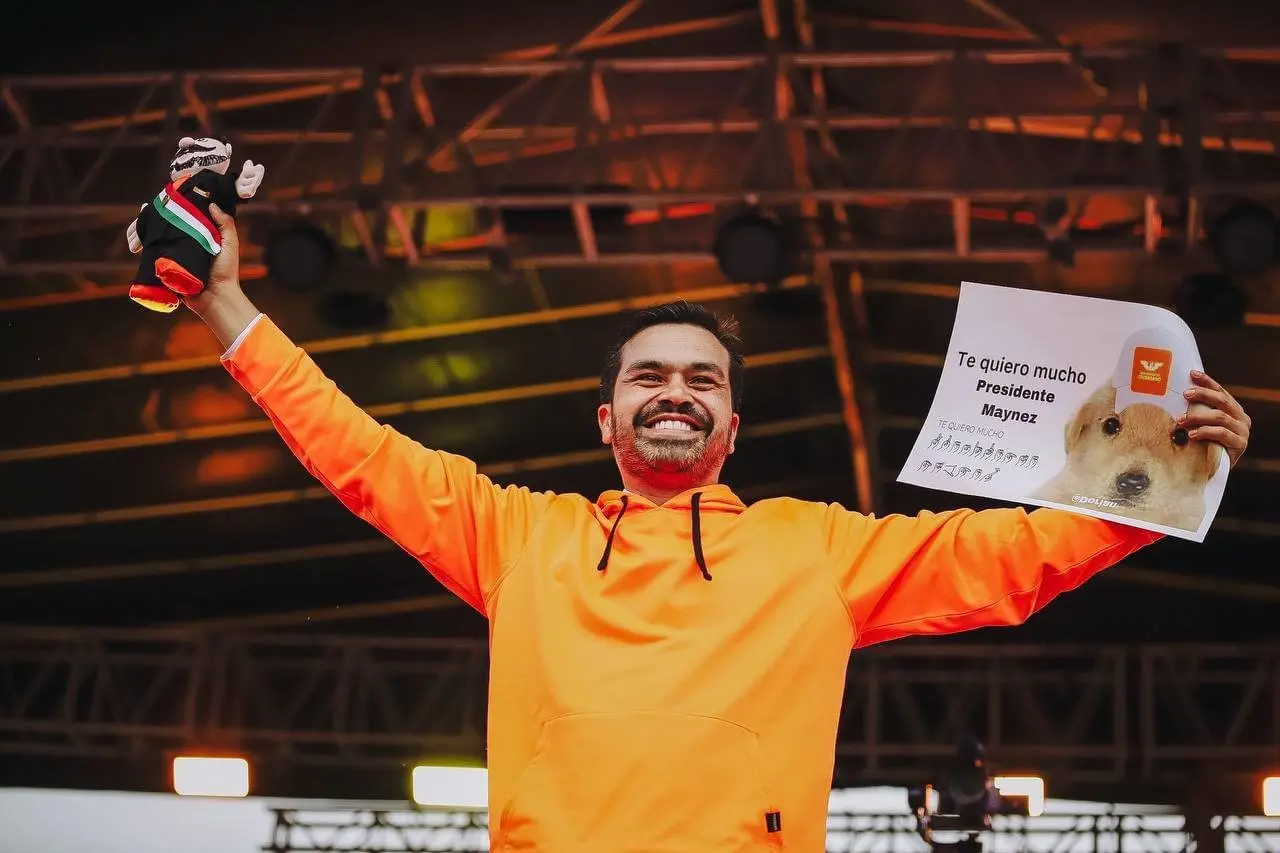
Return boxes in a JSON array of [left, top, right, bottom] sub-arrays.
[[411, 765, 488, 810], [994, 775, 1044, 817], [1176, 272, 1247, 330], [172, 755, 250, 798], [712, 209, 799, 287], [264, 220, 336, 292], [1209, 200, 1279, 276], [1263, 776, 1280, 817]]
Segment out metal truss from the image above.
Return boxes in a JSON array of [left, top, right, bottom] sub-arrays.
[[264, 808, 491, 853], [0, 630, 489, 763], [6, 43, 1280, 277], [261, 807, 1280, 853], [3, 627, 1279, 796]]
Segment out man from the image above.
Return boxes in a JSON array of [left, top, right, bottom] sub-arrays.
[[191, 205, 1250, 852]]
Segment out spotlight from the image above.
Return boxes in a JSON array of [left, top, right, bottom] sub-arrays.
[[993, 776, 1044, 817], [172, 755, 250, 798], [1175, 272, 1247, 330], [1209, 200, 1278, 276], [411, 765, 488, 810], [712, 209, 799, 287], [264, 220, 336, 292], [1264, 776, 1280, 817]]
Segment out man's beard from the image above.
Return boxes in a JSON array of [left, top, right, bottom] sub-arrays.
[[612, 400, 729, 477]]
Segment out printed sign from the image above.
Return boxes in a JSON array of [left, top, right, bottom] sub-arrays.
[[896, 281, 1229, 542]]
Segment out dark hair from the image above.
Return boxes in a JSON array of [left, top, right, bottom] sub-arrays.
[[598, 300, 746, 411]]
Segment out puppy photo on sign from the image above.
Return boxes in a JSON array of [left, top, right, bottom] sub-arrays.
[[1032, 327, 1223, 532]]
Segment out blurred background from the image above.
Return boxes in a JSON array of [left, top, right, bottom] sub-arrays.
[[2, 1, 1280, 850]]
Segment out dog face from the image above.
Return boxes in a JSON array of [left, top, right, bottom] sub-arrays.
[[1057, 384, 1220, 512]]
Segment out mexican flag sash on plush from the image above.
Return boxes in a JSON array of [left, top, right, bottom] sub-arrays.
[[153, 181, 222, 255]]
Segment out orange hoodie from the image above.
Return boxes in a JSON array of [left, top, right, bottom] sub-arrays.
[[223, 315, 1161, 852]]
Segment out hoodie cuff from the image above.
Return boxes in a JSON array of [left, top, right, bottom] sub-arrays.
[[223, 312, 265, 358], [220, 314, 295, 395]]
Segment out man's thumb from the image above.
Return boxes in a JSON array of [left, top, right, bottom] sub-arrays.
[[209, 203, 230, 228]]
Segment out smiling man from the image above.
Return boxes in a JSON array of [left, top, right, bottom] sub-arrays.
[[598, 306, 743, 505], [185, 205, 1251, 853]]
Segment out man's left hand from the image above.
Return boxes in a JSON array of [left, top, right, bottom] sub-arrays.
[[1181, 370, 1251, 468]]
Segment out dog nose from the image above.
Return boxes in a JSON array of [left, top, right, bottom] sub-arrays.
[[1115, 470, 1150, 496]]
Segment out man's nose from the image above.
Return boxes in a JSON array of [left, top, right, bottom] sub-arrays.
[[657, 379, 695, 403]]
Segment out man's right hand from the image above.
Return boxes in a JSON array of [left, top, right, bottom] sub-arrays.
[[186, 203, 262, 351]]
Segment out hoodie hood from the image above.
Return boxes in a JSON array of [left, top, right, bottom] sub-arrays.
[[594, 484, 747, 580]]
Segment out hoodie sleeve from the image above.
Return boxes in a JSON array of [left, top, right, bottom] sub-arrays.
[[820, 504, 1162, 648], [221, 315, 553, 615]]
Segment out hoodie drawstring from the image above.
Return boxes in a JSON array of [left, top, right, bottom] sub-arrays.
[[690, 492, 711, 580], [597, 494, 629, 572], [595, 491, 712, 581]]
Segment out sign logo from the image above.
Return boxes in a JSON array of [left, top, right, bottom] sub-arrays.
[[1129, 346, 1172, 396]]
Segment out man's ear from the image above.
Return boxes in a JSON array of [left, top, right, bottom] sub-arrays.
[[727, 412, 740, 455], [598, 404, 613, 445]]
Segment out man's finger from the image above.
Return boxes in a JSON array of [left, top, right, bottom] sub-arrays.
[[208, 204, 238, 240]]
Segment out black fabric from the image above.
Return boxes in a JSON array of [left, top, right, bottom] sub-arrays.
[[130, 170, 240, 288], [130, 240, 213, 288]]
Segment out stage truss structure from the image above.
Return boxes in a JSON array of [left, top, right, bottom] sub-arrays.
[[6, 34, 1280, 522], [2, 627, 1279, 801], [6, 40, 1280, 282], [261, 806, 1280, 853]]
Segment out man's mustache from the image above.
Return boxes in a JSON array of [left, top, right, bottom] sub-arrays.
[[634, 400, 711, 430]]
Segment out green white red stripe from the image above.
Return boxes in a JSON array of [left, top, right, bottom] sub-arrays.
[[152, 182, 222, 255]]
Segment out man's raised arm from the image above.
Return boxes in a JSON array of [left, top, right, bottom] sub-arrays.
[[820, 505, 1161, 648], [819, 368, 1249, 649], [184, 206, 553, 615]]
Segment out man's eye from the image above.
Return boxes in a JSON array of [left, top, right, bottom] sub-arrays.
[[636, 374, 662, 383]]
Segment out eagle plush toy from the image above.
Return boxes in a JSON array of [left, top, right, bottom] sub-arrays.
[[127, 136, 266, 312]]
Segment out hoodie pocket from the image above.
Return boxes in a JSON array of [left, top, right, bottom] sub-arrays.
[[496, 711, 784, 852]]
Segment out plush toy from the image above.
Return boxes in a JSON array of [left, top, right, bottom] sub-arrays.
[[127, 136, 266, 312]]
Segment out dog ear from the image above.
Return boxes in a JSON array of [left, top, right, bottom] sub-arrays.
[[1064, 385, 1115, 453], [1199, 441, 1223, 482]]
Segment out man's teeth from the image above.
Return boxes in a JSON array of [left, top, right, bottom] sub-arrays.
[[650, 419, 695, 431]]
